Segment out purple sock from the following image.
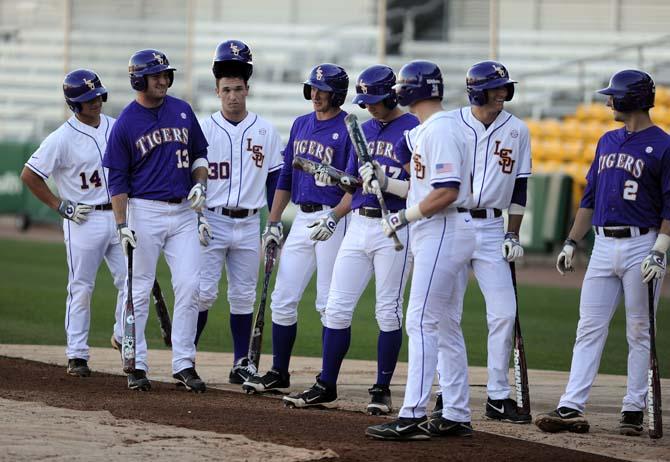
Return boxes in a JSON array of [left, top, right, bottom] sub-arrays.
[[320, 327, 351, 387], [376, 329, 402, 386], [230, 313, 253, 363], [194, 310, 209, 346], [272, 322, 297, 373]]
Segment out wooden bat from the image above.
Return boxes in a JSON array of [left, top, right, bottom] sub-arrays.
[[247, 240, 279, 369], [647, 281, 663, 439], [122, 247, 136, 373], [344, 113, 404, 251], [292, 156, 361, 194], [510, 262, 531, 415], [151, 279, 172, 348]]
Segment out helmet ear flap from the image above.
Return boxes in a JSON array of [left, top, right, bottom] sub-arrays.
[[505, 83, 515, 101], [384, 94, 398, 109], [303, 84, 311, 101]]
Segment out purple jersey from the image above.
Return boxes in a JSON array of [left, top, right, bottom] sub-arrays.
[[581, 125, 670, 227], [277, 111, 352, 206], [346, 113, 418, 211], [103, 95, 208, 200]]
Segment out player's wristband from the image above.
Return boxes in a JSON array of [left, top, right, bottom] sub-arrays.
[[404, 204, 424, 223], [385, 178, 410, 199], [652, 233, 670, 253], [564, 238, 577, 248], [117, 222, 128, 230], [191, 157, 208, 171]]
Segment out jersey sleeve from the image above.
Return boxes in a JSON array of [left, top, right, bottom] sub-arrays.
[[517, 123, 532, 178], [25, 130, 63, 180], [395, 134, 412, 167], [345, 144, 359, 176], [102, 119, 132, 196], [187, 107, 209, 162], [267, 126, 284, 173], [579, 140, 601, 209], [276, 125, 297, 191], [427, 121, 464, 186], [659, 145, 670, 220]]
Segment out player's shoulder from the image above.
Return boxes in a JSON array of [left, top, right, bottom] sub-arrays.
[[292, 112, 314, 126], [500, 110, 530, 136], [396, 112, 420, 129], [247, 111, 280, 134], [165, 94, 192, 110]]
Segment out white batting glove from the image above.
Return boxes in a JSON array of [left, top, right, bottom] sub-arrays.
[[117, 223, 137, 257], [197, 212, 212, 247], [502, 232, 524, 262], [641, 250, 665, 283], [556, 239, 576, 275], [262, 221, 283, 250], [381, 210, 409, 237], [314, 166, 335, 186], [358, 161, 386, 195], [307, 211, 338, 241], [58, 199, 92, 224], [187, 183, 206, 210]]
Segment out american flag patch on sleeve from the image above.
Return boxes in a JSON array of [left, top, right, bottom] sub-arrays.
[[435, 163, 453, 174]]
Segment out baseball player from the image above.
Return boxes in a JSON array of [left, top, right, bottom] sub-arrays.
[[430, 61, 532, 425], [20, 69, 125, 378], [243, 63, 352, 393], [365, 61, 477, 440], [103, 49, 210, 392], [536, 69, 670, 436], [194, 40, 283, 385], [282, 65, 418, 413]]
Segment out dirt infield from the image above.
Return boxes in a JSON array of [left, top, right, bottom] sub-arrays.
[[0, 356, 622, 462]]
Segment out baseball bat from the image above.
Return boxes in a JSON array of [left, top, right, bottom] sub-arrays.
[[344, 113, 404, 251], [247, 240, 279, 369], [122, 247, 136, 373], [647, 281, 663, 439], [151, 279, 172, 348], [292, 156, 361, 194], [510, 262, 531, 416]]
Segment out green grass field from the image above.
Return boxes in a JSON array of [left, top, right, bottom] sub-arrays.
[[0, 238, 668, 377]]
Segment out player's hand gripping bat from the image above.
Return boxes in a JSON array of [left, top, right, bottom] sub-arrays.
[[510, 262, 531, 416], [151, 279, 172, 348], [292, 156, 361, 194]]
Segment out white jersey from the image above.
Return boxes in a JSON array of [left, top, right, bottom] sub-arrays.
[[25, 114, 115, 205], [200, 111, 283, 209], [405, 111, 474, 210], [448, 107, 531, 209]]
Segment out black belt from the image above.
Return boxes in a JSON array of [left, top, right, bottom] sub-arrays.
[[469, 208, 502, 219], [595, 226, 649, 238], [355, 207, 399, 218], [164, 198, 184, 204], [456, 207, 470, 213], [93, 203, 113, 211], [300, 203, 325, 213], [209, 207, 258, 218]]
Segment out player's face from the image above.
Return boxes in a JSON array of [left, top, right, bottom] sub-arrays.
[[365, 101, 393, 121], [79, 96, 103, 118], [310, 87, 333, 113], [485, 86, 508, 111], [145, 71, 171, 100], [606, 96, 627, 122], [216, 77, 248, 116]]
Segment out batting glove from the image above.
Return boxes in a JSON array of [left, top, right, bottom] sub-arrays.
[[187, 183, 207, 210], [58, 199, 92, 225], [556, 238, 576, 275], [197, 212, 212, 247], [641, 250, 666, 283], [358, 161, 386, 195], [314, 165, 335, 186], [262, 221, 283, 250], [307, 211, 338, 241], [381, 210, 409, 237], [117, 223, 137, 257], [502, 232, 524, 262]]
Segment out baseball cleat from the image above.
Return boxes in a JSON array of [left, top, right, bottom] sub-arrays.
[[619, 411, 644, 436], [367, 384, 392, 415], [127, 369, 151, 391], [431, 392, 443, 418], [173, 367, 206, 393], [485, 397, 532, 424], [427, 416, 474, 437], [366, 416, 432, 441], [283, 380, 337, 409], [67, 358, 91, 377], [534, 407, 589, 433], [229, 357, 258, 385], [242, 368, 290, 394]]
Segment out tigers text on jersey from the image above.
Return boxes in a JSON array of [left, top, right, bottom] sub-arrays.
[[200, 111, 283, 209], [405, 111, 474, 210], [277, 111, 352, 207], [346, 113, 419, 211], [25, 114, 115, 205], [103, 95, 209, 200], [450, 108, 531, 209], [581, 125, 670, 227]]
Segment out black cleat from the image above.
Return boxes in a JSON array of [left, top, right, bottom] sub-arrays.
[[367, 384, 392, 415], [366, 416, 432, 441], [431, 392, 443, 418], [67, 358, 91, 377], [229, 357, 259, 385], [242, 368, 290, 393], [535, 407, 589, 433], [485, 397, 532, 424], [619, 411, 644, 436], [283, 380, 337, 409], [427, 416, 474, 437], [173, 367, 206, 393], [127, 369, 151, 391]]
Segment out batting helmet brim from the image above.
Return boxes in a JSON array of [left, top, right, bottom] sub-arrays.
[[68, 87, 108, 103], [352, 93, 387, 105]]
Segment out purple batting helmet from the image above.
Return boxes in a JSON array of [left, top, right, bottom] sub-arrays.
[[128, 49, 176, 92], [466, 60, 517, 106], [597, 69, 655, 112], [63, 68, 108, 113], [303, 63, 349, 107], [392, 60, 443, 107], [352, 64, 397, 109], [212, 40, 253, 81]]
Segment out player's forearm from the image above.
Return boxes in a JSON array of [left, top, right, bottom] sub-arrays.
[[567, 208, 594, 242], [20, 167, 61, 210], [268, 189, 291, 222], [418, 187, 459, 217], [332, 193, 352, 220], [111, 194, 129, 226], [507, 213, 524, 235]]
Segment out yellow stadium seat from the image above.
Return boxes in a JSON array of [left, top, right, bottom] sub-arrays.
[[539, 119, 562, 141], [560, 119, 584, 141]]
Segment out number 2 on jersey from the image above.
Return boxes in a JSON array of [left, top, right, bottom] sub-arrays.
[[79, 170, 102, 190], [623, 179, 638, 201]]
